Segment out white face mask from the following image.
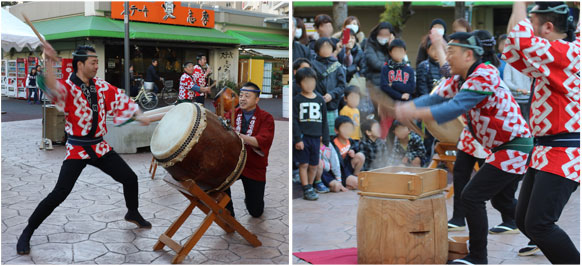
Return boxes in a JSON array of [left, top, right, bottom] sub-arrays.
[[377, 38, 388, 45], [346, 24, 359, 34], [294, 28, 302, 39], [436, 28, 445, 36]]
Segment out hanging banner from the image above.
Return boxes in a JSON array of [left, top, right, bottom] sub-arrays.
[[111, 1, 215, 28]]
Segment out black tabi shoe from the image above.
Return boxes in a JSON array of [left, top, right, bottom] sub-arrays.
[[124, 210, 152, 228], [16, 228, 33, 255]]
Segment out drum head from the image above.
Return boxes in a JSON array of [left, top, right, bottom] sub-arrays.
[[150, 103, 207, 165]]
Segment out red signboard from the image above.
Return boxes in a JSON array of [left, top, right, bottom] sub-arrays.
[[111, 1, 215, 28]]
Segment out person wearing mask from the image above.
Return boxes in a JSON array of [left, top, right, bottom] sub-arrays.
[[416, 18, 448, 67], [332, 16, 367, 50], [364, 22, 395, 88], [293, 17, 313, 61]]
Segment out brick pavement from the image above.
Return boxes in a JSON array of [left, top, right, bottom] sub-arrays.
[[292, 180, 579, 264], [1, 118, 289, 264]]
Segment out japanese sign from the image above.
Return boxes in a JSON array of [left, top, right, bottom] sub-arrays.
[[111, 1, 215, 28]]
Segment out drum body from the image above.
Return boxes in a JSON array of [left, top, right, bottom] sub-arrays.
[[150, 103, 246, 192], [357, 193, 448, 264], [424, 117, 464, 143], [213, 87, 239, 114]]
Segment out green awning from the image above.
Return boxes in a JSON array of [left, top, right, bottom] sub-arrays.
[[33, 16, 124, 40], [127, 21, 239, 44], [33, 16, 239, 44], [292, 1, 446, 7], [226, 30, 288, 47]]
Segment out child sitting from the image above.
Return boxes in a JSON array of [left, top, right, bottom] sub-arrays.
[[358, 119, 389, 171], [339, 85, 361, 145], [329, 116, 365, 190], [318, 141, 348, 192], [388, 120, 428, 167]]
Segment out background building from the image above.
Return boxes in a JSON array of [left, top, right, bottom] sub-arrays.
[[2, 1, 288, 98]]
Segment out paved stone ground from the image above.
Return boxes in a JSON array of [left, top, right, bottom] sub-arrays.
[[292, 178, 580, 264], [1, 118, 289, 264]]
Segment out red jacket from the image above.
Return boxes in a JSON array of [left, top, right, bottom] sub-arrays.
[[233, 105, 275, 182]]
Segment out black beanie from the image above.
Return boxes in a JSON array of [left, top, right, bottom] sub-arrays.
[[430, 18, 447, 35]]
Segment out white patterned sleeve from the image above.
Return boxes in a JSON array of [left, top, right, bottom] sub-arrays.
[[103, 81, 139, 125]]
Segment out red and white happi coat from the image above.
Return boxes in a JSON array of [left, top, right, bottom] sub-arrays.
[[457, 128, 491, 159], [433, 63, 532, 174], [192, 65, 207, 94], [503, 18, 580, 182], [178, 73, 199, 100], [51, 75, 139, 160]]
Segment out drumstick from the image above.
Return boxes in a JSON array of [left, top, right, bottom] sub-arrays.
[[22, 14, 59, 62], [367, 82, 425, 138]]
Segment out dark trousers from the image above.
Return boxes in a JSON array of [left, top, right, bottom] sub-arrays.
[[194, 95, 205, 104], [461, 163, 522, 261], [26, 150, 139, 230], [515, 168, 580, 264], [450, 150, 485, 225], [225, 176, 266, 218], [27, 87, 38, 102]]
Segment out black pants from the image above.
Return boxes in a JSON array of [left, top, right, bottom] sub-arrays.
[[225, 176, 265, 218], [515, 168, 580, 264], [450, 150, 485, 225], [194, 95, 205, 104], [27, 150, 139, 230], [461, 163, 522, 261]]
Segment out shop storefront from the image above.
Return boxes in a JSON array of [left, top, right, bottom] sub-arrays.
[[3, 1, 288, 98]]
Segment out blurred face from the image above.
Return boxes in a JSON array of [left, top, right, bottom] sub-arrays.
[[239, 89, 259, 111], [184, 64, 194, 74], [152, 60, 158, 66], [345, 92, 360, 108], [293, 62, 311, 75], [31, 69, 37, 74], [78, 52, 99, 79], [318, 42, 334, 58], [389, 47, 406, 63], [198, 56, 207, 66], [497, 40, 506, 53], [370, 123, 381, 138], [335, 122, 354, 139], [348, 35, 356, 47], [427, 44, 438, 61], [453, 23, 467, 33], [394, 125, 409, 140], [317, 22, 334, 38], [376, 28, 392, 45], [300, 77, 316, 93], [432, 24, 445, 33], [446, 41, 473, 76]]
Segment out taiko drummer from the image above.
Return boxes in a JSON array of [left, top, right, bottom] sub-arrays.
[[224, 82, 275, 218], [394, 32, 532, 265], [17, 44, 152, 255]]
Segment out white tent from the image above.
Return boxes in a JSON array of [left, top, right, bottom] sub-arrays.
[[1, 8, 43, 52]]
